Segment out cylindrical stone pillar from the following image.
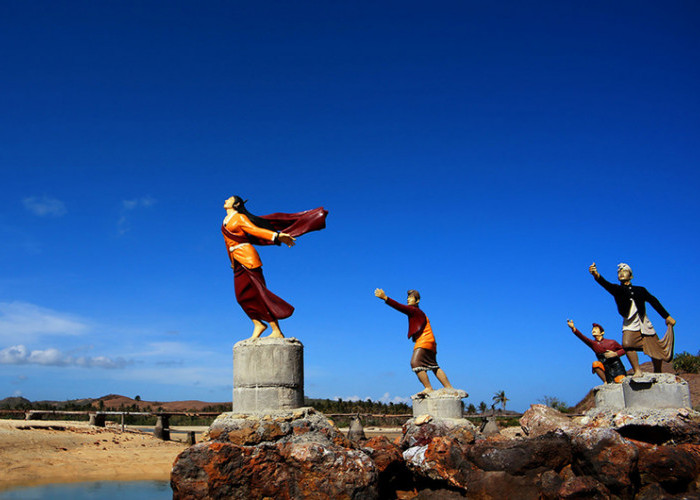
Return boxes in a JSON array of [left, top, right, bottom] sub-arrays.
[[232, 337, 304, 413]]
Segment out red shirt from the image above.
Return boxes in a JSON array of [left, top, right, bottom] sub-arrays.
[[571, 328, 625, 356]]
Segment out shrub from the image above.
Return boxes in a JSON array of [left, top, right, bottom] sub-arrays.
[[538, 395, 569, 413], [672, 351, 700, 374]]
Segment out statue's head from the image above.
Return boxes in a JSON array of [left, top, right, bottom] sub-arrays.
[[617, 263, 633, 283], [407, 289, 420, 305], [591, 323, 605, 340], [224, 196, 247, 210]]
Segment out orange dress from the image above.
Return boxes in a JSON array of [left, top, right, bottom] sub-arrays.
[[222, 212, 294, 322], [221, 206, 328, 323]]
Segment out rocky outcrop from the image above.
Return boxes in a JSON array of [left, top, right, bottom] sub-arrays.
[[583, 407, 700, 444], [399, 407, 700, 499], [171, 408, 377, 499], [171, 405, 700, 499], [399, 415, 478, 449]]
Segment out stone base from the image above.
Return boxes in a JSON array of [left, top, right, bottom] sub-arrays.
[[593, 373, 691, 410], [411, 388, 468, 419], [232, 337, 304, 413], [593, 383, 626, 410]]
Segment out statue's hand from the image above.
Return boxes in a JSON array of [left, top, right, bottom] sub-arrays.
[[589, 262, 599, 278], [603, 350, 618, 359], [566, 319, 575, 330], [374, 288, 387, 300], [666, 316, 676, 327], [278, 233, 296, 247]]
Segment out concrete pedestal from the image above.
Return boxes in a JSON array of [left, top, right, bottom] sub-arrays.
[[593, 373, 691, 410], [593, 383, 626, 410], [232, 337, 304, 413], [622, 373, 691, 409], [411, 389, 468, 419]]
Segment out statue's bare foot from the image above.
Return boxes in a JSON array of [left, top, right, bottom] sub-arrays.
[[251, 322, 268, 339], [268, 331, 284, 338], [631, 371, 644, 378], [415, 388, 433, 398]]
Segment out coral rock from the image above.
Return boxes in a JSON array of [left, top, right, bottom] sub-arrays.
[[519, 404, 579, 437]]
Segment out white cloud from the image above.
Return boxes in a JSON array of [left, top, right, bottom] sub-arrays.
[[122, 197, 155, 210], [0, 344, 130, 369], [118, 196, 156, 235], [333, 393, 411, 404], [22, 196, 67, 217], [378, 392, 411, 405], [0, 302, 89, 342]]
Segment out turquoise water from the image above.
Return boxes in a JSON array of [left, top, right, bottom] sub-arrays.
[[0, 480, 171, 499]]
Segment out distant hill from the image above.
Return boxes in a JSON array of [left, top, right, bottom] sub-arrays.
[[572, 360, 700, 413], [0, 396, 32, 409], [93, 394, 230, 412], [0, 394, 229, 412]]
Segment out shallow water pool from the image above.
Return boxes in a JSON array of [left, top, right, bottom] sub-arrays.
[[0, 480, 171, 500]]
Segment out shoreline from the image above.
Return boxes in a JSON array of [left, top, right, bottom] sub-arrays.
[[0, 419, 404, 493], [0, 419, 189, 492]]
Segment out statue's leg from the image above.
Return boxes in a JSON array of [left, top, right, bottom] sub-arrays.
[[268, 320, 285, 338], [651, 358, 663, 373], [251, 320, 268, 338], [592, 361, 606, 383], [622, 330, 643, 377], [625, 351, 642, 377], [415, 370, 433, 393], [433, 368, 453, 389]]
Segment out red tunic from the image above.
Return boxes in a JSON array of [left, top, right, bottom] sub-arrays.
[[384, 298, 437, 352], [571, 328, 626, 356]]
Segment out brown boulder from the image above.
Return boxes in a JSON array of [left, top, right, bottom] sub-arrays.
[[171, 440, 377, 499], [399, 417, 477, 449], [570, 427, 638, 498], [557, 475, 611, 499], [519, 404, 579, 437], [635, 441, 700, 492], [404, 433, 570, 498], [466, 432, 572, 475]]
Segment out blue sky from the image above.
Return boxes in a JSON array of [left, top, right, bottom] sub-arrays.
[[1, 1, 698, 411]]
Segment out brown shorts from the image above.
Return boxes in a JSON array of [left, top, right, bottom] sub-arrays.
[[411, 347, 439, 372], [622, 326, 674, 363]]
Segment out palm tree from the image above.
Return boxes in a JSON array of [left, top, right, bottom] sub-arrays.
[[478, 401, 487, 414], [492, 390, 509, 412]]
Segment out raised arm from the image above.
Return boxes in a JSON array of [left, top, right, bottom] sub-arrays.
[[589, 262, 616, 294], [567, 319, 594, 348], [375, 288, 413, 315], [238, 214, 296, 247]]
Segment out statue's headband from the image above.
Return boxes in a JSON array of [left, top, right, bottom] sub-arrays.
[[617, 262, 633, 277]]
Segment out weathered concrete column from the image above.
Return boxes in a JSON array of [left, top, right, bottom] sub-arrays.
[[411, 388, 468, 419], [185, 431, 196, 445], [89, 413, 106, 427], [154, 415, 170, 441], [232, 337, 304, 413]]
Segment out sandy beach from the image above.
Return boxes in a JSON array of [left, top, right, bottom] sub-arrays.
[[0, 419, 194, 492]]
